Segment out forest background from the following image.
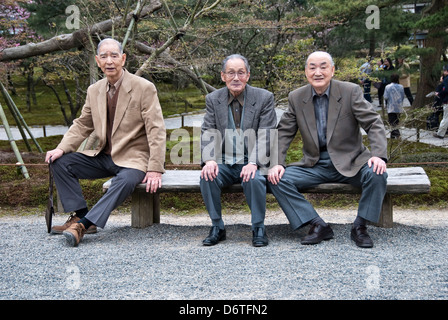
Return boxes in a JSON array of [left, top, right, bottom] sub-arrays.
[[0, 0, 447, 213]]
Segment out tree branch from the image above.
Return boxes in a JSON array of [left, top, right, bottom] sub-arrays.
[[134, 41, 216, 92], [0, 1, 162, 62], [134, 0, 221, 92]]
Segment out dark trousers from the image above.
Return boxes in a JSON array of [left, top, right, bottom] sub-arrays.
[[200, 163, 267, 230], [404, 87, 414, 106], [388, 112, 401, 138], [269, 152, 388, 230], [50, 152, 145, 228], [363, 79, 372, 103]]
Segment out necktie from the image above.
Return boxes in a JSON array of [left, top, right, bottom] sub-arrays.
[[108, 84, 116, 99], [232, 99, 241, 129]]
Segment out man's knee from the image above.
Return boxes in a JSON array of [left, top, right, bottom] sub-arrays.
[[49, 153, 72, 175], [200, 174, 224, 191], [112, 169, 144, 192], [243, 171, 266, 188], [363, 166, 388, 187]]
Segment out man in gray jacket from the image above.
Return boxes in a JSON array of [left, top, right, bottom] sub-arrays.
[[268, 51, 388, 248], [200, 54, 277, 247]]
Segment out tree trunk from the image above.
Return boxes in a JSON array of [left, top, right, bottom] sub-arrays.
[[412, 0, 448, 109]]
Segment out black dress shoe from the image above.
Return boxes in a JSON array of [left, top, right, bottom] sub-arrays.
[[202, 226, 226, 246], [351, 225, 373, 248], [252, 227, 268, 247], [301, 223, 334, 245]]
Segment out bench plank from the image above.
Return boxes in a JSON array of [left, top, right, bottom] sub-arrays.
[[103, 167, 430, 229]]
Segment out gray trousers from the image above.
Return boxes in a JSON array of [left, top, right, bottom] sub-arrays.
[[269, 152, 388, 230], [50, 152, 145, 228], [437, 104, 448, 137], [200, 163, 267, 230]]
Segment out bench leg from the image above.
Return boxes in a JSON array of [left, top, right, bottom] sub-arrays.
[[153, 193, 160, 223], [131, 190, 161, 228], [374, 194, 393, 228]]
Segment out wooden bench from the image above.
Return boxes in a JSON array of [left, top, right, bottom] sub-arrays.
[[103, 166, 430, 229]]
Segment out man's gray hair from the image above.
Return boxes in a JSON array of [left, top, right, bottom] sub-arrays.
[[305, 51, 335, 68], [222, 54, 250, 73], [97, 38, 124, 55]]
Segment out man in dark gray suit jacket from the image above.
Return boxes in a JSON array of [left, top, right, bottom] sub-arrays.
[[268, 51, 388, 248], [200, 54, 277, 247]]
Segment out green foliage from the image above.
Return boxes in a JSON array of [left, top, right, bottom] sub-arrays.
[[396, 151, 448, 166], [415, 4, 448, 30], [160, 192, 205, 213], [156, 83, 206, 117], [271, 38, 316, 97], [0, 166, 20, 183], [284, 134, 304, 164], [0, 135, 61, 153], [334, 58, 365, 83], [79, 178, 109, 208]]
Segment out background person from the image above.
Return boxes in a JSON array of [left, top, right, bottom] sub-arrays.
[[397, 57, 414, 106], [384, 73, 405, 139], [433, 65, 448, 139]]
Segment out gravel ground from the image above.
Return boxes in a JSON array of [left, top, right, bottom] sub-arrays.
[[0, 207, 447, 303]]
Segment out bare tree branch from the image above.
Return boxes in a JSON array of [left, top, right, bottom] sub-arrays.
[[0, 0, 217, 93], [134, 41, 216, 92], [0, 1, 162, 62], [134, 0, 221, 88]]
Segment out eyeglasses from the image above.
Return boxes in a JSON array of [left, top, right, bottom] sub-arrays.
[[98, 52, 122, 60], [224, 71, 248, 78]]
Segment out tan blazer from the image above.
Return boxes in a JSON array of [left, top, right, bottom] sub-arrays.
[[57, 70, 166, 174], [276, 79, 387, 177], [398, 62, 411, 88]]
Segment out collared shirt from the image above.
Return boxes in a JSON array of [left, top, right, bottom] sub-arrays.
[[107, 70, 125, 99], [228, 89, 245, 129], [312, 85, 330, 150]]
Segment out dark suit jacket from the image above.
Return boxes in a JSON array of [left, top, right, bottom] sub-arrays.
[[201, 84, 277, 167], [276, 79, 387, 177], [438, 75, 448, 104]]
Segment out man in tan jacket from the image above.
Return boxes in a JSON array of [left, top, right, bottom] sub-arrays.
[[45, 38, 166, 246]]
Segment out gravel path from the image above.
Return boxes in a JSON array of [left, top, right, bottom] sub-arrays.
[[1, 207, 447, 302]]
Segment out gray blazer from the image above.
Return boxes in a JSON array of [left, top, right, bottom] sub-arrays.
[[276, 79, 387, 177], [201, 84, 277, 167]]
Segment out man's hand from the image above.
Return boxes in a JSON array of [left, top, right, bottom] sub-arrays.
[[45, 148, 64, 163], [267, 165, 285, 185], [201, 160, 219, 181], [368, 156, 387, 175], [143, 171, 162, 193], [240, 163, 257, 182]]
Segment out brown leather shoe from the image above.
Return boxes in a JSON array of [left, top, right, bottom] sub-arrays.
[[51, 213, 97, 235], [63, 223, 86, 247]]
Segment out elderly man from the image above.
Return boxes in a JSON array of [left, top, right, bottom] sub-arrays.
[[45, 38, 166, 246], [200, 54, 277, 247], [268, 51, 388, 248]]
